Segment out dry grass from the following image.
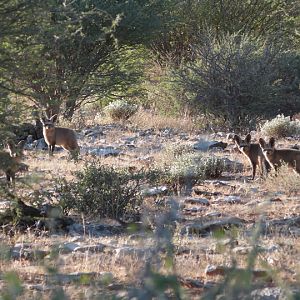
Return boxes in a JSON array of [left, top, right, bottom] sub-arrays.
[[263, 164, 300, 195], [129, 108, 201, 132]]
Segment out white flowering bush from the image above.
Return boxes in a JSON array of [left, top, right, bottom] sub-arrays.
[[261, 114, 300, 138], [104, 100, 138, 121]]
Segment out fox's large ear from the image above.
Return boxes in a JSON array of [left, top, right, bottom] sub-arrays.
[[6, 140, 14, 151], [259, 138, 266, 149], [245, 134, 251, 144], [269, 137, 275, 148], [50, 114, 58, 123], [233, 134, 242, 146]]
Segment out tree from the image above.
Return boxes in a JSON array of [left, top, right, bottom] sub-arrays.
[[0, 1, 38, 140], [0, 0, 175, 119]]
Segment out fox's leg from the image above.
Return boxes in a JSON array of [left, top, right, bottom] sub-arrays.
[[264, 159, 271, 174], [11, 173, 15, 185], [6, 171, 15, 186], [49, 144, 55, 156], [251, 162, 256, 180], [258, 157, 265, 177], [6, 173, 11, 183]]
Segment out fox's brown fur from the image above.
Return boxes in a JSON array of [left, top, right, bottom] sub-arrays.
[[259, 137, 300, 173], [0, 140, 26, 184], [234, 134, 270, 180], [41, 115, 80, 158]]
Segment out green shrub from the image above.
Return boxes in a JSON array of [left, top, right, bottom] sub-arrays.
[[56, 162, 143, 222], [163, 153, 225, 186], [104, 100, 138, 121], [261, 114, 300, 138]]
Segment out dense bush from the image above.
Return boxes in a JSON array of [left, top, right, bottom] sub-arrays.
[[104, 100, 138, 121], [56, 162, 143, 222], [176, 32, 300, 130], [261, 114, 300, 138]]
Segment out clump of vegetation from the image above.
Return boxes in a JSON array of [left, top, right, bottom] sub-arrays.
[[161, 153, 225, 188], [56, 162, 143, 222], [164, 144, 195, 159], [104, 100, 138, 121], [263, 164, 300, 195], [261, 114, 300, 138]]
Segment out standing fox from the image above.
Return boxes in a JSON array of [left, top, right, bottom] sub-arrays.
[[259, 137, 300, 173], [40, 114, 80, 159], [0, 140, 26, 184], [233, 134, 270, 180]]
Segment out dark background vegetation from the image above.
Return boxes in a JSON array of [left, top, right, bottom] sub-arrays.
[[0, 0, 299, 130]]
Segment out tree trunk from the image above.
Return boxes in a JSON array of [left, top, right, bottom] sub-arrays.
[[62, 99, 77, 120]]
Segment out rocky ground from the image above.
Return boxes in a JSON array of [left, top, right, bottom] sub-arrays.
[[0, 122, 300, 299]]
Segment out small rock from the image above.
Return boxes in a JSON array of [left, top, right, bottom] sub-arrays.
[[73, 244, 106, 253], [203, 180, 232, 186], [208, 141, 227, 150], [194, 139, 226, 151], [0, 201, 13, 212], [245, 199, 260, 207], [32, 138, 48, 150], [48, 272, 99, 284], [250, 187, 259, 193], [183, 197, 210, 206], [232, 246, 252, 255], [181, 217, 244, 236], [270, 197, 282, 202], [59, 242, 80, 254], [85, 130, 104, 138], [218, 196, 242, 204], [128, 233, 147, 241], [141, 186, 168, 197], [27, 284, 54, 291], [88, 147, 120, 157], [121, 137, 136, 143], [193, 188, 221, 197], [250, 287, 282, 300], [11, 245, 49, 261], [138, 129, 154, 137], [183, 207, 206, 213], [179, 278, 204, 288], [26, 135, 34, 144], [67, 223, 84, 235], [115, 247, 152, 259], [205, 265, 270, 280], [175, 246, 191, 255], [205, 211, 222, 217]]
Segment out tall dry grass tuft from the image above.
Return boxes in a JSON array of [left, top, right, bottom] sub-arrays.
[[263, 164, 300, 195], [129, 108, 202, 132]]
